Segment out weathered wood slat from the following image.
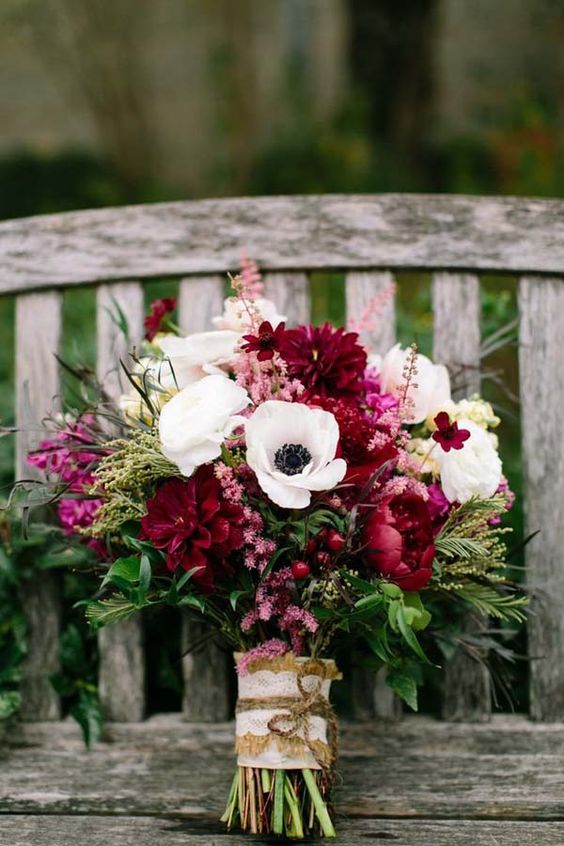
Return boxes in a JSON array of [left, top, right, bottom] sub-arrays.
[[2, 195, 564, 292], [178, 276, 231, 721], [263, 271, 310, 325], [15, 292, 63, 720], [432, 273, 491, 722], [345, 270, 400, 719], [3, 716, 564, 820], [96, 282, 146, 722], [345, 270, 396, 353], [1, 816, 563, 846], [519, 276, 564, 721], [178, 275, 225, 334]]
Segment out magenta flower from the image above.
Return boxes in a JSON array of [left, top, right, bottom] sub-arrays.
[[432, 412, 471, 452]]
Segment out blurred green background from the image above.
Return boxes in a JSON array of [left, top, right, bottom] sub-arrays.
[[1, 0, 563, 719]]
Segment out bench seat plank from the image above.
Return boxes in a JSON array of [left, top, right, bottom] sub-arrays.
[[1, 816, 562, 846], [2, 716, 563, 820]]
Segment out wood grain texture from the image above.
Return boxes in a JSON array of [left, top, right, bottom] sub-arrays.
[[432, 273, 491, 722], [1, 816, 563, 846], [519, 277, 564, 721], [178, 278, 232, 720], [96, 282, 146, 721], [181, 622, 231, 722], [263, 271, 310, 325], [177, 276, 225, 334], [345, 270, 396, 353], [3, 715, 564, 821], [2, 195, 564, 292], [15, 292, 63, 720], [350, 666, 402, 720]]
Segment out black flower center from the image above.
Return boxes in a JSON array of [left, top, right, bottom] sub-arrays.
[[274, 443, 312, 476]]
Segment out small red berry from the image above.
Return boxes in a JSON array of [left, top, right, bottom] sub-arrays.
[[325, 529, 346, 552], [315, 551, 332, 569], [291, 560, 310, 580], [305, 538, 318, 556]]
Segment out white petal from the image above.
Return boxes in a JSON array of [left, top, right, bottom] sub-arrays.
[[255, 470, 311, 509]]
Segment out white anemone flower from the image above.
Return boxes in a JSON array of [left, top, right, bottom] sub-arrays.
[[435, 418, 502, 503], [159, 330, 240, 388], [379, 343, 451, 424], [245, 401, 347, 509], [159, 375, 250, 477], [213, 296, 286, 332]]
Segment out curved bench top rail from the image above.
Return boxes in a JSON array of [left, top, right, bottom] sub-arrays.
[[1, 194, 563, 293]]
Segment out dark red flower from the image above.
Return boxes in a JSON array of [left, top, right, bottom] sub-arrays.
[[144, 297, 177, 341], [431, 412, 470, 452], [241, 320, 286, 361], [312, 396, 398, 485], [279, 323, 367, 398], [140, 467, 245, 591], [363, 493, 435, 592]]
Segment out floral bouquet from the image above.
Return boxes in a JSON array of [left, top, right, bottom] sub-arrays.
[[20, 260, 526, 839]]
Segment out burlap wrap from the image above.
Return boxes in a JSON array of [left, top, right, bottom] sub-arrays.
[[234, 653, 341, 771]]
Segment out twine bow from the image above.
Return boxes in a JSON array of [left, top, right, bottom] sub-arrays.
[[236, 658, 338, 773]]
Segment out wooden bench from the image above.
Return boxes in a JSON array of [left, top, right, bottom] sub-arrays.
[[2, 194, 564, 845]]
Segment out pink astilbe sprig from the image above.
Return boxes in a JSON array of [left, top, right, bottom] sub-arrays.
[[214, 463, 276, 572], [395, 343, 419, 424], [237, 639, 289, 676], [232, 348, 304, 405], [347, 280, 397, 349], [228, 256, 265, 334]]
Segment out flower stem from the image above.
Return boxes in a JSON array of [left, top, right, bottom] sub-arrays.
[[273, 769, 286, 835], [302, 769, 337, 838]]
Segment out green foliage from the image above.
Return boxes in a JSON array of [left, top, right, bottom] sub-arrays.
[[50, 624, 101, 747]]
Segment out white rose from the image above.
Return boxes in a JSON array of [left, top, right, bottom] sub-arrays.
[[160, 330, 240, 388], [435, 418, 502, 503], [159, 375, 250, 476], [245, 400, 347, 509], [379, 343, 451, 424], [213, 297, 287, 331]]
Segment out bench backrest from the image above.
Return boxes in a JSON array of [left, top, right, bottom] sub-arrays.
[[3, 194, 564, 723]]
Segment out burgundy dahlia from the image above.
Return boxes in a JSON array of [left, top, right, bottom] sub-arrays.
[[363, 493, 435, 592], [241, 320, 286, 361], [279, 323, 367, 398], [144, 297, 177, 341], [140, 467, 245, 591]]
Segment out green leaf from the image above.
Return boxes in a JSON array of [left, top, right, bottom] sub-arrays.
[[396, 605, 430, 663], [101, 555, 140, 588], [386, 667, 418, 711], [387, 599, 400, 632], [229, 590, 248, 611], [177, 567, 201, 591], [0, 691, 21, 720], [139, 554, 152, 594], [70, 688, 102, 748], [380, 582, 402, 599], [178, 594, 206, 613], [86, 595, 143, 628], [403, 592, 432, 631]]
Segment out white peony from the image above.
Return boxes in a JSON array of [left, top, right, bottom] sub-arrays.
[[245, 400, 347, 509], [213, 297, 287, 331], [379, 343, 451, 424], [159, 375, 250, 476], [435, 418, 502, 503], [160, 330, 240, 388]]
